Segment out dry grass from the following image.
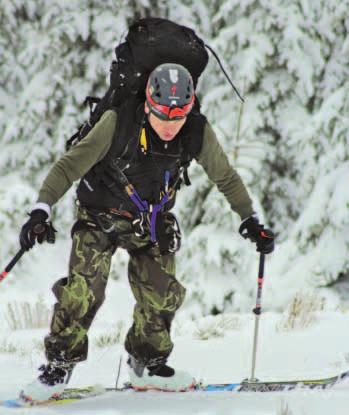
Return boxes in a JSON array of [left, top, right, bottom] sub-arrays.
[[277, 292, 326, 332], [0, 340, 19, 354], [0, 335, 45, 357], [336, 302, 349, 313], [4, 296, 51, 330], [194, 314, 241, 340], [94, 321, 125, 348]]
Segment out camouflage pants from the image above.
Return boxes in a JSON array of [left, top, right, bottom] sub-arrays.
[[45, 208, 186, 366]]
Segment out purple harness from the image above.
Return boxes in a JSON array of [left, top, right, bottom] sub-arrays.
[[127, 171, 171, 242]]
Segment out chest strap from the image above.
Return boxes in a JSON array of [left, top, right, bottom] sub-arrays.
[[108, 160, 172, 245]]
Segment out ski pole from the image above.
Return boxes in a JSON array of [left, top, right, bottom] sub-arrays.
[[115, 356, 122, 389], [249, 251, 266, 382], [0, 248, 26, 283]]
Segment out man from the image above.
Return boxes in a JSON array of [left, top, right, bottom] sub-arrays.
[[19, 63, 274, 399]]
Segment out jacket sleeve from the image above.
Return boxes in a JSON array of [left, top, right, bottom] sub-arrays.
[[37, 110, 117, 207], [197, 121, 255, 220]]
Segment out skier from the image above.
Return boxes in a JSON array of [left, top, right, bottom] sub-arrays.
[[19, 63, 274, 400]]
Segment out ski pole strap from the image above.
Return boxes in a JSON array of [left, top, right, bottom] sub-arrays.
[[0, 248, 26, 283], [253, 253, 265, 316]]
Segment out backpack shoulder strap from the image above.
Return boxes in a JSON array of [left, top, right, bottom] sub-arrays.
[[177, 100, 207, 186], [181, 100, 207, 161], [106, 97, 145, 166]]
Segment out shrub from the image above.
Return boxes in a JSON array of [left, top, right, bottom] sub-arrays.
[[4, 296, 51, 330], [277, 292, 325, 332]]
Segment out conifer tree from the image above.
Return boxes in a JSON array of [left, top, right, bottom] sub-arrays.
[[177, 0, 349, 313], [1, 1, 348, 313]]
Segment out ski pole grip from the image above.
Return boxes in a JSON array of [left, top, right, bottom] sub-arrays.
[[46, 223, 57, 244], [259, 229, 274, 240], [33, 223, 46, 234]]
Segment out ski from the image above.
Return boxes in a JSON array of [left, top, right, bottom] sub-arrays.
[[2, 370, 348, 407], [1, 385, 108, 408], [204, 369, 349, 392], [124, 369, 349, 392]]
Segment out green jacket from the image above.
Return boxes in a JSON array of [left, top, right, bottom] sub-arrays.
[[37, 110, 254, 220]]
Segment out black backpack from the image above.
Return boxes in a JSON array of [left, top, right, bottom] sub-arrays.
[[67, 18, 209, 150], [66, 17, 243, 151]]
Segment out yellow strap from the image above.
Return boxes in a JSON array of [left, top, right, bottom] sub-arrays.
[[140, 128, 147, 152]]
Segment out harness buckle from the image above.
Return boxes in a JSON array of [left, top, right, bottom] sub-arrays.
[[165, 212, 182, 253], [132, 212, 148, 238]]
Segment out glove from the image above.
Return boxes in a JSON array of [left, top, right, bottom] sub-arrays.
[[19, 209, 56, 251], [239, 215, 275, 254]]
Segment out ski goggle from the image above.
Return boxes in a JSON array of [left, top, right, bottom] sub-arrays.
[[146, 89, 195, 121]]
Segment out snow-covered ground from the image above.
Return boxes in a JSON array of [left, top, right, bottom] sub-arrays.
[[0, 277, 348, 415], [0, 243, 349, 414], [2, 2, 349, 414]]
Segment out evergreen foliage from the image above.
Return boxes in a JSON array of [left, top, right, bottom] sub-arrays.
[[0, 1, 348, 314]]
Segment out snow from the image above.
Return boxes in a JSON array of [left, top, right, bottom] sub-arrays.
[[1, 1, 349, 414], [0, 249, 348, 414], [0, 302, 348, 414]]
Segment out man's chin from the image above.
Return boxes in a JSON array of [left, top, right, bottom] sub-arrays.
[[160, 134, 176, 141]]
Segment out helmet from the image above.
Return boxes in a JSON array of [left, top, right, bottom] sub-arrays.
[[145, 63, 195, 121]]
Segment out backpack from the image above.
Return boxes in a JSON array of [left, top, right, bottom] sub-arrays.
[[66, 17, 243, 152], [66, 17, 209, 151]]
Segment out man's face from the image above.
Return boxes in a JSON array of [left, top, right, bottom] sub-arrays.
[[145, 104, 187, 142]]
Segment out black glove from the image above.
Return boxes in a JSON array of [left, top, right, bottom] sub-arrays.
[[239, 215, 275, 254], [19, 209, 56, 251]]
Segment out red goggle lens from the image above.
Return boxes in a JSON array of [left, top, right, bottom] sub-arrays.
[[146, 89, 194, 120]]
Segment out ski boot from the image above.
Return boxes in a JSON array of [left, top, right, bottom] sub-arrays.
[[20, 362, 74, 402], [127, 355, 195, 391]]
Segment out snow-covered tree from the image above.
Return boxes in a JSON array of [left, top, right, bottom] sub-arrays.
[[1, 0, 348, 315], [0, 0, 131, 263], [177, 0, 349, 313]]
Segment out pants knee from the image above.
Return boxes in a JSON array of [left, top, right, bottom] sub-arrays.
[[157, 279, 186, 314], [172, 279, 186, 311], [52, 275, 98, 320]]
